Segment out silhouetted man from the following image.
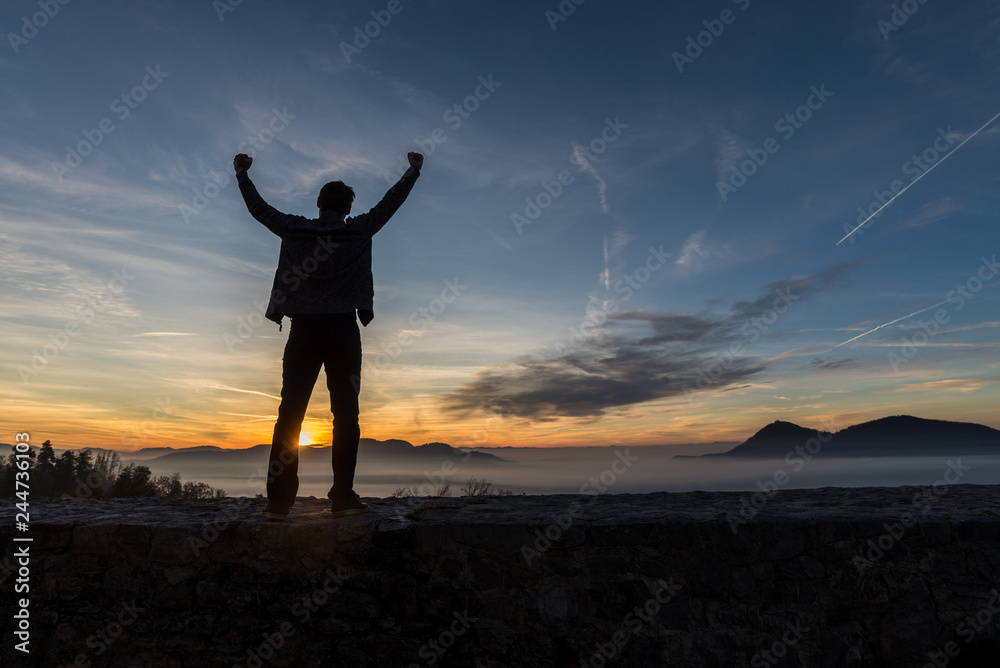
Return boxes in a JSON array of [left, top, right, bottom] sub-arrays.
[[233, 150, 423, 519]]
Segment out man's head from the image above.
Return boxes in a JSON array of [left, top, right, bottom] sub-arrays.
[[317, 181, 355, 217]]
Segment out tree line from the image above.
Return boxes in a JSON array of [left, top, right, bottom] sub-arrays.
[[1, 440, 226, 499]]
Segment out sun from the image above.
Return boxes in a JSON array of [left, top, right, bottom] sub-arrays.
[[298, 431, 316, 446]]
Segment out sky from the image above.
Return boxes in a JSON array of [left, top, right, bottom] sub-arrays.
[[1, 0, 999, 452]]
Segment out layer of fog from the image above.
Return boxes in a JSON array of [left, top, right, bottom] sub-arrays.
[[125, 445, 1000, 499]]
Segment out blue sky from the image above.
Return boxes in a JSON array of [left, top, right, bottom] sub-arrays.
[[2, 0, 999, 450]]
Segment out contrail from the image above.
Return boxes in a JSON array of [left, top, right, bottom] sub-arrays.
[[208, 383, 281, 401], [837, 110, 1000, 246], [833, 300, 949, 349], [572, 142, 609, 213]]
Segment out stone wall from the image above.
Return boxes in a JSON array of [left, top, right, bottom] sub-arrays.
[[2, 485, 1000, 667]]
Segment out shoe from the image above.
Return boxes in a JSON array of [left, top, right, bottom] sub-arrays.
[[330, 491, 369, 517], [261, 500, 290, 520]]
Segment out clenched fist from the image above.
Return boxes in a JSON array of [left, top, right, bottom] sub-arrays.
[[407, 152, 423, 170], [234, 153, 253, 173]]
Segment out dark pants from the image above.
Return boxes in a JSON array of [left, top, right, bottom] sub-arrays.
[[266, 313, 362, 508]]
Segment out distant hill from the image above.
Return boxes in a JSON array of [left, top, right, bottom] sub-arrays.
[[701, 421, 832, 458], [677, 415, 1000, 458], [137, 438, 504, 464], [1, 439, 504, 464], [129, 445, 227, 460]]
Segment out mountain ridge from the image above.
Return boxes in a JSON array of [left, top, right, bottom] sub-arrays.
[[677, 415, 1000, 458], [125, 438, 504, 463]]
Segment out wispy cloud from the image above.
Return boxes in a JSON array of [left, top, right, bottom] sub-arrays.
[[675, 230, 709, 274], [442, 263, 853, 420], [571, 142, 608, 213], [897, 197, 962, 229], [890, 378, 997, 393], [712, 127, 749, 182]]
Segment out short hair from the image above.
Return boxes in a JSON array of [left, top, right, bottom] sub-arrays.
[[317, 180, 355, 214]]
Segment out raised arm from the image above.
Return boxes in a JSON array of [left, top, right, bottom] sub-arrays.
[[233, 153, 312, 237], [352, 152, 423, 237]]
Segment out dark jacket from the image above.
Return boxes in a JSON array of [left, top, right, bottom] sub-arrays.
[[236, 166, 420, 328]]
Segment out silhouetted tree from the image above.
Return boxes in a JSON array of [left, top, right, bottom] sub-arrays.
[[111, 463, 158, 497], [74, 449, 94, 487], [462, 478, 513, 497], [0, 443, 226, 499], [91, 450, 122, 497], [153, 473, 184, 498], [53, 450, 77, 495], [181, 481, 214, 499], [33, 440, 56, 496], [0, 446, 26, 497]]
